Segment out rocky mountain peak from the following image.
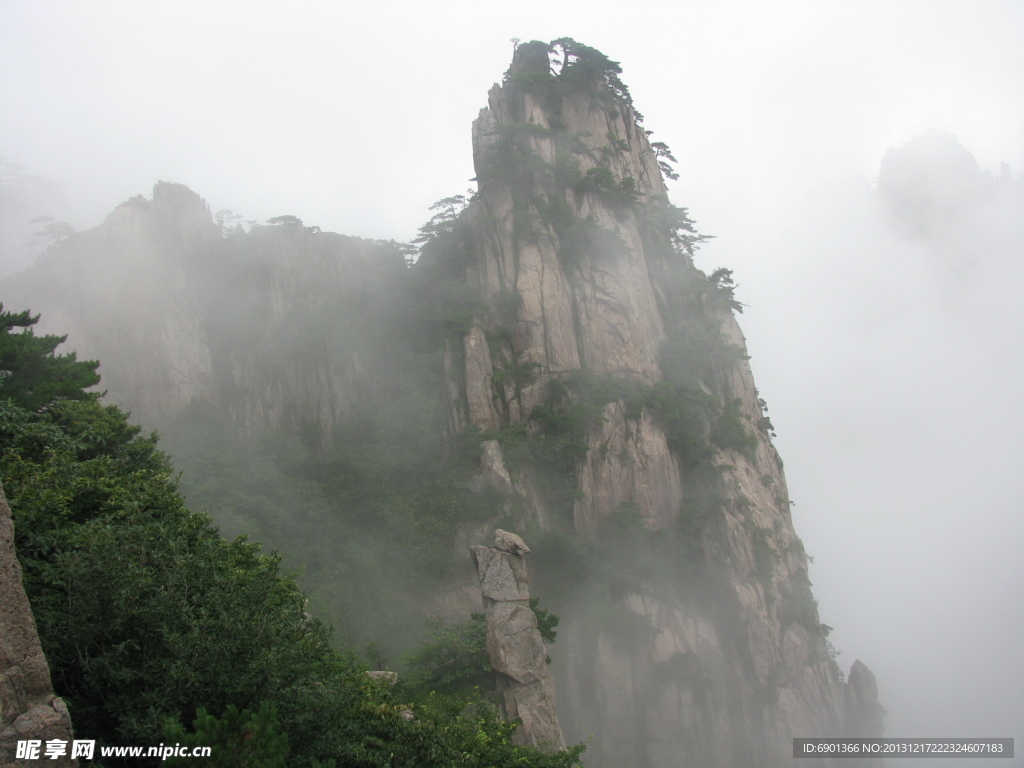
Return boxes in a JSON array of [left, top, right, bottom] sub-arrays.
[[431, 39, 878, 765], [0, 39, 881, 768]]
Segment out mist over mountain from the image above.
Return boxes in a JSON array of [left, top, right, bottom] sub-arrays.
[[725, 133, 1024, 766], [2, 30, 1022, 768]]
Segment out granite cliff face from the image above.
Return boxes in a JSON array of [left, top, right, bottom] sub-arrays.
[[1, 40, 878, 767], [2, 182, 407, 445], [472, 530, 564, 751], [426, 41, 864, 766]]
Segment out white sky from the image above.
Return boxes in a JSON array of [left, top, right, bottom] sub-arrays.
[[2, 0, 1022, 756]]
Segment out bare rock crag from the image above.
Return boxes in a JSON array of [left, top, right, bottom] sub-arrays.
[[0, 182, 406, 445], [0, 39, 886, 768], [471, 530, 565, 751], [444, 41, 881, 766]]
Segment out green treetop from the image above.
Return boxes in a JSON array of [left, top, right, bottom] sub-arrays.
[[0, 305, 100, 411]]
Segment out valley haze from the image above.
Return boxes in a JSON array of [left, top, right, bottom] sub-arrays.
[[1, 1, 1022, 765]]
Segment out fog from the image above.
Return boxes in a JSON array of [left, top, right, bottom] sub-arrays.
[[732, 144, 1024, 761], [2, 0, 1022, 762]]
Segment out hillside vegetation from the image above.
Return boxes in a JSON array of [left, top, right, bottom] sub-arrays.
[[0, 304, 583, 766]]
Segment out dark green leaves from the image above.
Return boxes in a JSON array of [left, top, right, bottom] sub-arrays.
[[0, 304, 100, 411]]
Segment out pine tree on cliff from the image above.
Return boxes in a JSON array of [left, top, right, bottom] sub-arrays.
[[0, 304, 100, 411]]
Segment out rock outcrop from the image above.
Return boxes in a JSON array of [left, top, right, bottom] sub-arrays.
[[436, 40, 879, 766], [1, 183, 407, 444], [0, 482, 77, 767], [845, 659, 885, 738], [0, 39, 884, 768], [471, 530, 564, 751]]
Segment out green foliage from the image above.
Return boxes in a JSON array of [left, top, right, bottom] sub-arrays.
[[531, 596, 560, 645], [1, 313, 585, 767], [711, 399, 757, 456], [744, 521, 779, 588], [0, 397, 358, 757], [493, 359, 543, 414], [408, 195, 493, 339], [706, 267, 745, 314], [492, 360, 543, 392], [491, 362, 752, 508], [645, 381, 716, 467], [574, 167, 642, 210], [676, 462, 731, 534], [486, 373, 647, 514], [491, 420, 533, 470], [603, 132, 630, 157], [400, 613, 491, 697], [528, 375, 607, 475], [411, 193, 472, 252], [432, 280, 488, 336], [550, 37, 638, 118], [478, 126, 550, 187], [779, 574, 822, 633], [641, 195, 711, 259], [650, 141, 679, 181], [401, 598, 560, 699], [164, 703, 288, 768], [501, 37, 643, 129], [266, 215, 303, 226], [502, 40, 558, 94], [539, 197, 628, 269], [29, 216, 75, 247], [334, 691, 585, 768], [491, 288, 521, 326], [0, 305, 100, 411]]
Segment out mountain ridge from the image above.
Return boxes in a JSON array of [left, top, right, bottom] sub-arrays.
[[1, 39, 880, 767]]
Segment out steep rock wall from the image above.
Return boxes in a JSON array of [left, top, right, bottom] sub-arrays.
[[432, 40, 864, 767], [3, 183, 218, 426], [2, 183, 407, 445], [0, 40, 880, 768], [472, 530, 565, 751], [446, 44, 685, 538]]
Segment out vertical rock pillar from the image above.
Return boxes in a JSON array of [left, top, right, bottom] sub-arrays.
[[471, 530, 565, 751], [0, 481, 78, 767], [844, 659, 885, 768], [845, 659, 885, 737]]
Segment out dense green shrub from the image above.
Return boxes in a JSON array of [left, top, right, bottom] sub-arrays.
[[401, 598, 560, 701], [165, 703, 289, 768], [0, 307, 583, 767], [0, 304, 100, 410]]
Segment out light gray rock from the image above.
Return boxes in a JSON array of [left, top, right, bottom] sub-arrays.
[[493, 529, 530, 555], [0, 183, 407, 446], [454, 43, 870, 767], [498, 677, 563, 751], [572, 401, 683, 532], [470, 545, 529, 602], [486, 602, 547, 684], [471, 532, 565, 751], [464, 326, 500, 431], [479, 442, 514, 493]]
